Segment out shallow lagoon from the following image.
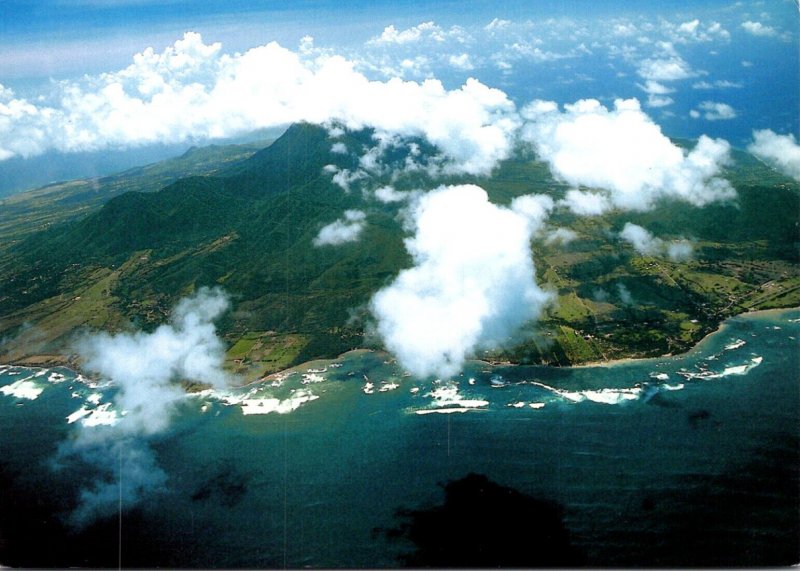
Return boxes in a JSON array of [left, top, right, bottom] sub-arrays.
[[1, 309, 798, 567]]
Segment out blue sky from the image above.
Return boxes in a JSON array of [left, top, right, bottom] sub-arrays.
[[0, 0, 797, 181]]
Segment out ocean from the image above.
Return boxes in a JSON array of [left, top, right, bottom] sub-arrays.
[[0, 308, 798, 567]]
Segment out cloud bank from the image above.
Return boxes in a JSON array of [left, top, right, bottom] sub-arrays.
[[0, 32, 518, 175], [370, 184, 552, 379], [521, 98, 736, 211], [60, 287, 231, 526], [748, 129, 800, 181]]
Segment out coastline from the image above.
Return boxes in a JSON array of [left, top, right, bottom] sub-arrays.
[[570, 306, 799, 369], [2, 306, 798, 384]]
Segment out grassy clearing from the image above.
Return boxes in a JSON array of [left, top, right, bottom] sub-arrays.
[[551, 292, 594, 322], [556, 325, 603, 363], [225, 332, 310, 379]]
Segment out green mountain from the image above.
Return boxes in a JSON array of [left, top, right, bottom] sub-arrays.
[[0, 123, 797, 378], [0, 139, 271, 252]]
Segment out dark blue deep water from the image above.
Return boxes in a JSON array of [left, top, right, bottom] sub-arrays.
[[0, 309, 798, 567]]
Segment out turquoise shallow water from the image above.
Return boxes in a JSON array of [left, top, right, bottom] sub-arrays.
[[0, 309, 798, 567]]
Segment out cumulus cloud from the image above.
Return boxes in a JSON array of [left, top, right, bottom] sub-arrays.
[[0, 32, 518, 175], [619, 222, 693, 261], [509, 193, 554, 231], [638, 79, 676, 106], [370, 184, 552, 379], [612, 22, 639, 37], [705, 21, 731, 41], [545, 227, 578, 245], [559, 189, 612, 216], [678, 20, 700, 35], [521, 98, 735, 211], [77, 287, 231, 432], [313, 210, 367, 246], [646, 94, 674, 108], [325, 165, 368, 192], [690, 101, 737, 121], [748, 129, 800, 181], [619, 222, 664, 255], [60, 287, 231, 526], [637, 55, 696, 81], [448, 53, 474, 70], [741, 21, 778, 37], [669, 19, 730, 43], [367, 21, 468, 46], [639, 80, 674, 95], [374, 185, 414, 203]]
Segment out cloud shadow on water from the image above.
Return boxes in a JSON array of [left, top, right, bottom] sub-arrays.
[[378, 472, 587, 568]]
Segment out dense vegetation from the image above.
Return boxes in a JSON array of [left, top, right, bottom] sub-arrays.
[[0, 123, 797, 378]]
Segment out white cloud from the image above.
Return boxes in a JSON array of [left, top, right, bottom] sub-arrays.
[[619, 222, 663, 255], [617, 283, 634, 305], [374, 185, 410, 203], [63, 287, 231, 526], [313, 209, 367, 246], [741, 20, 778, 37], [559, 189, 612, 215], [748, 129, 800, 181], [521, 98, 735, 211], [485, 18, 512, 32], [667, 241, 694, 261], [637, 79, 676, 108], [370, 22, 436, 45], [330, 141, 348, 154], [76, 287, 231, 436], [612, 22, 638, 37], [370, 184, 551, 379], [678, 20, 700, 34], [639, 80, 674, 95], [0, 32, 519, 176], [398, 56, 432, 77], [619, 223, 693, 260], [545, 227, 578, 245], [646, 94, 674, 108], [368, 22, 468, 46], [692, 101, 737, 121], [509, 193, 554, 231], [637, 55, 696, 81], [692, 79, 742, 89], [491, 37, 584, 66], [706, 21, 731, 40], [326, 166, 368, 192], [669, 19, 731, 42], [448, 53, 474, 70]]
